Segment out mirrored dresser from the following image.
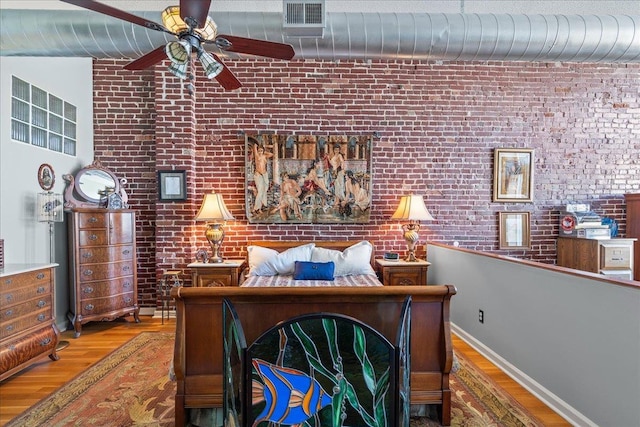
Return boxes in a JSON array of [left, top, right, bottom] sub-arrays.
[[64, 161, 140, 337]]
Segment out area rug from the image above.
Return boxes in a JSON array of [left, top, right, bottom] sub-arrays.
[[7, 332, 543, 427]]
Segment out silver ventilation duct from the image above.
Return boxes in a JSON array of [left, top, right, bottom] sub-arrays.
[[1, 10, 639, 62]]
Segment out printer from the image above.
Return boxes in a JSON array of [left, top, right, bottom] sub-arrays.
[[559, 203, 611, 239]]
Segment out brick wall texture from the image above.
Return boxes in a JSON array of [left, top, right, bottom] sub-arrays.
[[91, 59, 640, 308]]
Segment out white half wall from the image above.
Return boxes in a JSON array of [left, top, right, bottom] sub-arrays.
[[428, 243, 640, 427]]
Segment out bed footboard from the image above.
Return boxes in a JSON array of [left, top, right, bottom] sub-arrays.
[[171, 284, 456, 426]]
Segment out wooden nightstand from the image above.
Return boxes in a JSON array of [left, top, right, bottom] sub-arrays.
[[375, 259, 431, 286], [188, 260, 247, 287]]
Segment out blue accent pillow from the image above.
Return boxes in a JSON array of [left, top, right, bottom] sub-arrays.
[[293, 261, 335, 281]]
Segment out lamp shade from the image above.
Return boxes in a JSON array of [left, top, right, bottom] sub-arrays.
[[391, 195, 434, 221], [161, 6, 217, 40], [166, 40, 191, 64], [195, 192, 234, 221], [198, 50, 224, 79]]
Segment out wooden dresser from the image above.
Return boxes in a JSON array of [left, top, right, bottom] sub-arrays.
[[625, 193, 640, 281], [0, 263, 60, 381], [67, 208, 140, 337]]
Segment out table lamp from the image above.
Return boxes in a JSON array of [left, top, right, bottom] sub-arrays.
[[391, 194, 434, 262], [195, 191, 234, 263]]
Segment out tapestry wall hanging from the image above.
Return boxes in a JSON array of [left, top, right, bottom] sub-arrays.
[[245, 134, 373, 224]]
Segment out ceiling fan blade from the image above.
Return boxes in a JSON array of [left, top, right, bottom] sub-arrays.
[[180, 0, 212, 29], [211, 53, 242, 91], [124, 46, 167, 70], [215, 35, 295, 60], [61, 0, 172, 34]]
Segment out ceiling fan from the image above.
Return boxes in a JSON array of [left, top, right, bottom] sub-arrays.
[[60, 0, 295, 90]]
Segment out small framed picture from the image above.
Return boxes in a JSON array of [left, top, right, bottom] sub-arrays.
[[493, 148, 534, 202], [38, 163, 55, 191], [499, 211, 531, 250], [158, 170, 187, 201]]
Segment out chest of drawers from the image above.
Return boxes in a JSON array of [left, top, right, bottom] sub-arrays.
[[0, 264, 60, 381], [67, 209, 140, 337]]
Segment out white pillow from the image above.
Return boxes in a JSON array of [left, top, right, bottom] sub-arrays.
[[248, 243, 315, 276], [310, 241, 376, 277]]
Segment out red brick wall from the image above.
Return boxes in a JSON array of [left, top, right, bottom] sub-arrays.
[[93, 59, 640, 307]]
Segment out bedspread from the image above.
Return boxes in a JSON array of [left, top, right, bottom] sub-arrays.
[[241, 273, 383, 287]]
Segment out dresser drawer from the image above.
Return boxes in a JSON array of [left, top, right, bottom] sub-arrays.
[[1, 296, 52, 322], [600, 246, 632, 269], [79, 261, 135, 282], [77, 212, 108, 228], [80, 293, 135, 316], [0, 308, 52, 339], [1, 269, 51, 293], [79, 245, 134, 264], [0, 325, 58, 375], [79, 276, 135, 299], [1, 281, 52, 307], [78, 229, 109, 247]]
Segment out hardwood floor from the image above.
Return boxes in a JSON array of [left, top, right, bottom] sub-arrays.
[[0, 316, 570, 426]]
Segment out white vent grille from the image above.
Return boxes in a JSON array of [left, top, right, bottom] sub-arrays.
[[284, 0, 325, 36]]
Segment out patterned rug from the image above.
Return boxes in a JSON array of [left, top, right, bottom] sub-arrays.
[[7, 332, 543, 427]]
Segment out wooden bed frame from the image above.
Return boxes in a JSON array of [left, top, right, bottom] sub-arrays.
[[171, 241, 456, 426]]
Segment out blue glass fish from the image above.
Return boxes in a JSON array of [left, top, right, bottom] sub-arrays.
[[252, 358, 332, 425]]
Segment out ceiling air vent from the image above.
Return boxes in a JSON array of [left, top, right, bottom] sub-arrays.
[[283, 0, 325, 37]]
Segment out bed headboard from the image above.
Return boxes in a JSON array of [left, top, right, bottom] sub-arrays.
[[247, 240, 376, 268]]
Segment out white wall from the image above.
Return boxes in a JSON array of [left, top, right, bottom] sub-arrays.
[[0, 57, 94, 330], [428, 243, 640, 427]]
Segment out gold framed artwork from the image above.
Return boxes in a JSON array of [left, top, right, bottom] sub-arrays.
[[493, 148, 534, 202], [245, 133, 373, 224], [499, 211, 531, 249]]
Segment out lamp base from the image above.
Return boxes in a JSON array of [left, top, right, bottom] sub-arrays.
[[207, 256, 224, 263]]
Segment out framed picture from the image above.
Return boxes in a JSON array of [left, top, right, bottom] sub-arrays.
[[493, 148, 534, 202], [158, 170, 187, 201], [499, 211, 531, 249], [244, 133, 373, 224], [38, 163, 55, 191]]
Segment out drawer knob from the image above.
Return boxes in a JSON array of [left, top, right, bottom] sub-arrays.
[[37, 286, 46, 294], [85, 304, 95, 311], [83, 286, 94, 294], [89, 234, 98, 241], [125, 297, 132, 304], [37, 300, 47, 308], [37, 313, 46, 321], [37, 273, 45, 280], [4, 278, 12, 285], [123, 265, 130, 272], [123, 249, 130, 255], [123, 281, 131, 288], [5, 309, 13, 317], [82, 252, 93, 259], [6, 325, 14, 332], [83, 269, 94, 277], [88, 217, 98, 223], [5, 294, 14, 302], [40, 338, 52, 346]]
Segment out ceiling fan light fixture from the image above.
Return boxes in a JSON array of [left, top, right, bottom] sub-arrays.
[[168, 61, 188, 80], [198, 50, 224, 79], [166, 40, 191, 64], [161, 6, 189, 34], [195, 17, 218, 41]]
